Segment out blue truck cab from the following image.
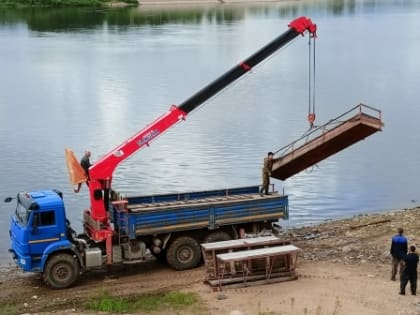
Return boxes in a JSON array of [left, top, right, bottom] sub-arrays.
[[9, 190, 73, 273]]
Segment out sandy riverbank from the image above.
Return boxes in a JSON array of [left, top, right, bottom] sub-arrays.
[[1, 207, 420, 314]]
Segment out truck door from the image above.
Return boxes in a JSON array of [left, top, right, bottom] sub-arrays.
[[27, 210, 62, 255]]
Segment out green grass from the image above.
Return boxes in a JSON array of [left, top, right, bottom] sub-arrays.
[[0, 303, 19, 315], [85, 290, 200, 313]]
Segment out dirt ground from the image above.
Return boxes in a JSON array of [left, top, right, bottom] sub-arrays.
[[2, 207, 420, 315]]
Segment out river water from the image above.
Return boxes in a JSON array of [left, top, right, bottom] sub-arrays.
[[0, 0, 420, 265]]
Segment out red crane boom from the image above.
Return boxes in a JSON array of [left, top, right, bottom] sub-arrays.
[[80, 16, 317, 242]]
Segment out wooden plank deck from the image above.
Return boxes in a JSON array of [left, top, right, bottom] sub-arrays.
[[271, 105, 383, 181], [127, 192, 281, 212], [217, 244, 300, 262], [201, 236, 282, 251]]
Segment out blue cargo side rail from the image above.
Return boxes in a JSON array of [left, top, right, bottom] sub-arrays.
[[111, 186, 288, 239]]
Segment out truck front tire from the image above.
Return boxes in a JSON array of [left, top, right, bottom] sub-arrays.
[[166, 236, 201, 270], [43, 253, 80, 289]]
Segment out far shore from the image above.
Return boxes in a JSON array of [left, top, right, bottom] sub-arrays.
[[0, 0, 301, 8], [136, 0, 297, 5]]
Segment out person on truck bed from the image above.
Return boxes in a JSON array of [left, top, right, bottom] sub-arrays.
[[260, 152, 279, 196], [74, 150, 92, 193]]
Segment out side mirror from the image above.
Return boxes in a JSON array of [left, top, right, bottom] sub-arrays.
[[4, 197, 13, 203]]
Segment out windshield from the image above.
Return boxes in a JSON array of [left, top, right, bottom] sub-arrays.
[[15, 202, 30, 225]]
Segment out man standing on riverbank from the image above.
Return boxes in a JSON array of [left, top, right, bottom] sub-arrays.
[[400, 245, 419, 295], [390, 227, 408, 281]]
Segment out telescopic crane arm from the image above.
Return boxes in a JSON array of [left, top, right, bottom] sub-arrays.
[[86, 16, 317, 242]]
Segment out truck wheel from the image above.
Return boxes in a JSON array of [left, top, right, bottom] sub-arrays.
[[42, 253, 80, 289], [203, 231, 231, 243], [166, 236, 201, 271]]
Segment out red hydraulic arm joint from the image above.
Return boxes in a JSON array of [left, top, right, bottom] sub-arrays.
[[86, 105, 187, 241], [288, 16, 317, 37]]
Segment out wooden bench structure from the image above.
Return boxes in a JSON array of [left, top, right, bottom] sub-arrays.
[[271, 104, 383, 180], [216, 244, 300, 289], [201, 236, 300, 289]]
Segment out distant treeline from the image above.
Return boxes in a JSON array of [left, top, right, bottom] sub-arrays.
[[0, 0, 138, 7], [0, 5, 242, 31]]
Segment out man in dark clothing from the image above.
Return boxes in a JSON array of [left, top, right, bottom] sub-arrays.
[[390, 227, 408, 281], [400, 245, 419, 295], [260, 152, 279, 196], [80, 151, 92, 178], [74, 151, 92, 193]]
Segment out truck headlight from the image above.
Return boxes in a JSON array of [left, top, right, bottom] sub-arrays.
[[20, 258, 26, 265]]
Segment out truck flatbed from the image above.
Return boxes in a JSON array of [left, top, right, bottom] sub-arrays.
[[112, 186, 288, 237]]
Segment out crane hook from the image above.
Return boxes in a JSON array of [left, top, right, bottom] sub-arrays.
[[308, 113, 316, 128]]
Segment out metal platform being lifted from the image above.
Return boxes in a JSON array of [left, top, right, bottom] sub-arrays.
[[271, 104, 383, 181]]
